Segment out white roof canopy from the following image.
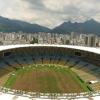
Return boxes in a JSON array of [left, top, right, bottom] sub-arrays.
[[0, 44, 100, 54]]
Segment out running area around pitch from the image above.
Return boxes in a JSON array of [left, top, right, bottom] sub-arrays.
[[4, 64, 90, 93]]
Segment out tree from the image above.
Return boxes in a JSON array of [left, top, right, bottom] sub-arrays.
[[30, 37, 38, 44], [65, 40, 70, 44]]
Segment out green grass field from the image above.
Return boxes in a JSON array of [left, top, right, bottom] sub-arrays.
[[4, 64, 91, 93]]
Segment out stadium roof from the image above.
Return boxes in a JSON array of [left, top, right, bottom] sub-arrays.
[[0, 44, 100, 54]]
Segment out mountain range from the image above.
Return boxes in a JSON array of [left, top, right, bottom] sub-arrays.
[[0, 16, 50, 33], [0, 16, 100, 35], [52, 19, 100, 35]]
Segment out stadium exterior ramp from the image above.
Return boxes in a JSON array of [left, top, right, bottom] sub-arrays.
[[0, 44, 99, 100]]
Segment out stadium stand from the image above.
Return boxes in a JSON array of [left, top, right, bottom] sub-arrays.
[[0, 44, 99, 100]]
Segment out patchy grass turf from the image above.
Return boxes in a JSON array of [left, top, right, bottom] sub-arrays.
[[4, 64, 90, 93], [0, 73, 11, 86]]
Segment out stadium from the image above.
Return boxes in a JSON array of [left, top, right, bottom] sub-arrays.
[[0, 44, 100, 100]]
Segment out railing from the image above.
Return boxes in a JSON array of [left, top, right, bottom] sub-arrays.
[[0, 87, 100, 99]]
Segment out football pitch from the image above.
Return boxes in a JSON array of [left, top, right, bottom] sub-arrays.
[[4, 64, 91, 93]]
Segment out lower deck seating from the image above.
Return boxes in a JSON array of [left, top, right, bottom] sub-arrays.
[[0, 52, 99, 91]]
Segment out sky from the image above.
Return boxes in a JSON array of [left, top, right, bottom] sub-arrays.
[[0, 0, 100, 28]]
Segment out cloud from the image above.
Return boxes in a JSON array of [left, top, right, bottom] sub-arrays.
[[0, 0, 100, 28], [23, 0, 45, 11]]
